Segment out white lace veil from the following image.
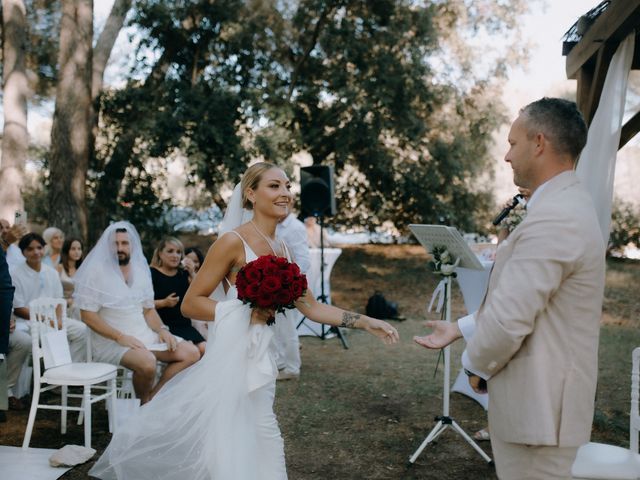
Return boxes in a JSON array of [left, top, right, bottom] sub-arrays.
[[217, 183, 253, 235], [74, 221, 154, 311]]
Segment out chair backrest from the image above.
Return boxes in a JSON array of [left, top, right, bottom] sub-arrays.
[[29, 297, 72, 372], [29, 297, 67, 330], [631, 347, 640, 452]]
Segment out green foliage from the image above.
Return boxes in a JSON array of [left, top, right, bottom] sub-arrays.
[[19, 0, 535, 241], [261, 0, 517, 233], [609, 200, 640, 256]]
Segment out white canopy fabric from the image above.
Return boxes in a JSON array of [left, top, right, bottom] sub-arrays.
[[576, 33, 635, 244]]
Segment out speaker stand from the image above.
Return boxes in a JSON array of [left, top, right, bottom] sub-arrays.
[[296, 214, 349, 349]]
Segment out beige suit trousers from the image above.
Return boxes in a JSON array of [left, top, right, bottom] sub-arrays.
[[491, 433, 578, 480]]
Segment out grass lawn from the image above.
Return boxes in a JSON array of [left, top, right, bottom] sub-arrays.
[[1, 244, 638, 479]]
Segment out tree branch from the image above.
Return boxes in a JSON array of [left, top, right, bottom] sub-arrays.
[[92, 0, 132, 100], [287, 4, 333, 101]]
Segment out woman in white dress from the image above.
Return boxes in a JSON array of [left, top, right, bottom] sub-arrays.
[[89, 162, 400, 480]]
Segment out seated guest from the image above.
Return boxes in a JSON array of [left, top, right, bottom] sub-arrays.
[[75, 223, 200, 404], [184, 246, 204, 274], [184, 246, 207, 338], [42, 227, 64, 267], [5, 317, 31, 410], [57, 238, 84, 319], [0, 235, 30, 414], [10, 233, 87, 363], [150, 238, 206, 356], [0, 218, 26, 267]]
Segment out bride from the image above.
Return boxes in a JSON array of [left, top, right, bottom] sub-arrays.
[[89, 162, 400, 480]]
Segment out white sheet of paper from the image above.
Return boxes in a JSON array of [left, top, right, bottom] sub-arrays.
[[148, 343, 168, 351], [42, 329, 72, 369], [409, 224, 483, 271]]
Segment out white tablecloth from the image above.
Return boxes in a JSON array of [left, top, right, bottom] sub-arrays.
[[455, 260, 493, 313], [297, 248, 342, 337], [451, 259, 493, 408]]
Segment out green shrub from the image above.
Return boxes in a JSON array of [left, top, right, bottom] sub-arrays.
[[609, 200, 640, 257]]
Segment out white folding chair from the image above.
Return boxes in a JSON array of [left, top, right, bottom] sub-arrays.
[[22, 297, 118, 449], [572, 347, 640, 479]]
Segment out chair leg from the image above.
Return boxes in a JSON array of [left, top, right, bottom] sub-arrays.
[[83, 386, 91, 448], [22, 388, 41, 449], [61, 385, 67, 434], [78, 395, 85, 425], [108, 378, 117, 433]]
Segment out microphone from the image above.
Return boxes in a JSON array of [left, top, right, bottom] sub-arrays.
[[492, 194, 524, 226]]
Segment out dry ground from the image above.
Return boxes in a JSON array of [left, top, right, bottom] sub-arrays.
[[1, 244, 638, 479]]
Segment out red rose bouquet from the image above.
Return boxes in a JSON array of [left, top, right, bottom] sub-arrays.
[[235, 255, 308, 325]]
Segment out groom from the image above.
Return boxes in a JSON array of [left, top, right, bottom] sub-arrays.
[[416, 98, 605, 479]]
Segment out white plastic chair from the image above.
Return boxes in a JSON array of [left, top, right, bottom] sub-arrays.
[[571, 347, 640, 479], [22, 297, 118, 449]]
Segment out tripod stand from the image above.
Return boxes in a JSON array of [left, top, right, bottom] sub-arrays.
[[408, 274, 491, 465], [296, 215, 349, 349]]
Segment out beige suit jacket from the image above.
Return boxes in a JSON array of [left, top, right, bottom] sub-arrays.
[[467, 171, 605, 447]]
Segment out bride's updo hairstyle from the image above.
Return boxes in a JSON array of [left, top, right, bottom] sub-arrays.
[[241, 162, 279, 210]]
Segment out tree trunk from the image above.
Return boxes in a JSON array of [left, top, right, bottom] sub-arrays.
[[89, 0, 131, 163], [92, 0, 130, 100], [48, 0, 93, 240], [0, 0, 28, 222]]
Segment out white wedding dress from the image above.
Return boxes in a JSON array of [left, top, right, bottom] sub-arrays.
[[90, 237, 287, 480]]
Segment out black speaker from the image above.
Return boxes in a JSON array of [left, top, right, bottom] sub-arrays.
[[300, 165, 336, 217]]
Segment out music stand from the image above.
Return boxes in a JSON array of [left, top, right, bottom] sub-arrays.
[[407, 224, 492, 465], [296, 215, 349, 349]]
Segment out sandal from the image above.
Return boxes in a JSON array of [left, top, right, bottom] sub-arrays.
[[474, 428, 490, 441]]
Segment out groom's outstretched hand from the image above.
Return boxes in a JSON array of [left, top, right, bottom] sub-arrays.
[[413, 320, 462, 350]]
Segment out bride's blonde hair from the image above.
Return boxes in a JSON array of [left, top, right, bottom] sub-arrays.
[[241, 162, 278, 210]]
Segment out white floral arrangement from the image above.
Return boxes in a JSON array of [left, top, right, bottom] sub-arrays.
[[427, 246, 460, 277], [502, 204, 527, 232]]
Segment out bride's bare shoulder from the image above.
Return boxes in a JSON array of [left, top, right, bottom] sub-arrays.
[[207, 231, 243, 256]]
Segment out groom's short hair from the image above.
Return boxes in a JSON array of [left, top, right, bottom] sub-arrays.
[[521, 97, 588, 162]]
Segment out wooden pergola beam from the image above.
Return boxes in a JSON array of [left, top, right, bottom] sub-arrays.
[[619, 111, 640, 149], [577, 40, 619, 124], [566, 0, 640, 80]]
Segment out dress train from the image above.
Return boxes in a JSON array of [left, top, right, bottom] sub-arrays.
[[89, 300, 286, 480]]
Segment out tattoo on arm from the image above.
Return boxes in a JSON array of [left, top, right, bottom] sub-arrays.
[[340, 312, 360, 328]]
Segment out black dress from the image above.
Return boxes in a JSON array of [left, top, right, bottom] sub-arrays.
[[150, 267, 205, 344]]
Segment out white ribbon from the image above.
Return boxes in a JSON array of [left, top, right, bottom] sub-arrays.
[[427, 279, 446, 313]]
